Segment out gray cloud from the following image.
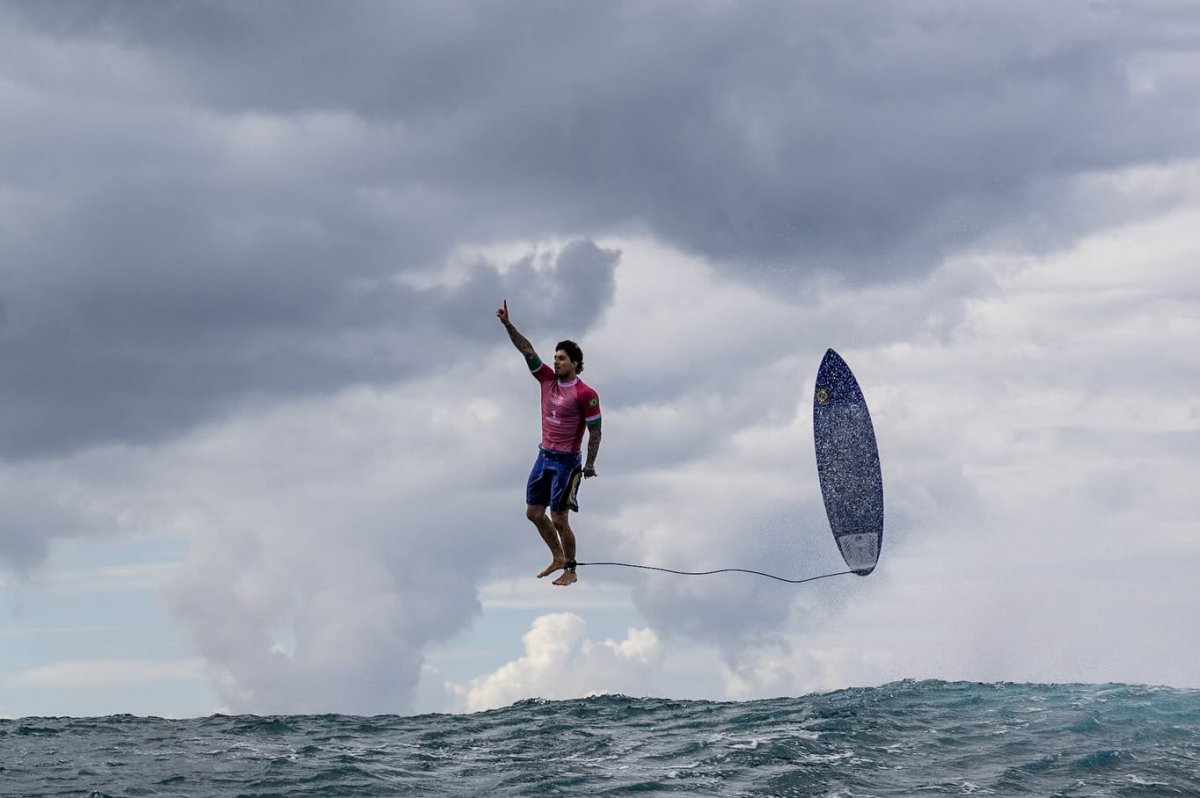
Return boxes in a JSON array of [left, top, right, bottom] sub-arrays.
[[0, 500, 53, 574], [0, 234, 616, 458], [3, 1, 1199, 712], [10, 2, 1199, 269], [4, 1, 1198, 462]]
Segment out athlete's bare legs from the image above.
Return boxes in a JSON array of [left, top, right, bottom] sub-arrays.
[[550, 510, 577, 586], [527, 505, 566, 577]]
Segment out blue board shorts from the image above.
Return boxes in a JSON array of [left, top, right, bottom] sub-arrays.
[[526, 446, 584, 513]]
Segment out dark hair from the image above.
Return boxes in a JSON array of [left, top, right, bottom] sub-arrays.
[[556, 340, 584, 373]]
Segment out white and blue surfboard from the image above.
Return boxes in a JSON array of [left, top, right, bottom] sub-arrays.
[[813, 349, 883, 576]]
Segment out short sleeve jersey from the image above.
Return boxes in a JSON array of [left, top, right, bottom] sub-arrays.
[[532, 361, 601, 453]]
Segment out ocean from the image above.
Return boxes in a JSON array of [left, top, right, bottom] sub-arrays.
[[2, 680, 1198, 797]]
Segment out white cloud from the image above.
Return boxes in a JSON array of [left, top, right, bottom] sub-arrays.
[[475, 157, 1198, 706], [43, 561, 181, 593], [448, 613, 662, 713], [8, 658, 204, 689], [157, 377, 525, 715], [647, 160, 1200, 698]]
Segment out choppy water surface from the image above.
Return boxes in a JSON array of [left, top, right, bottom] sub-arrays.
[[2, 680, 1198, 797]]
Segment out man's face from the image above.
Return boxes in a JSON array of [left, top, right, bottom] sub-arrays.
[[553, 350, 577, 378]]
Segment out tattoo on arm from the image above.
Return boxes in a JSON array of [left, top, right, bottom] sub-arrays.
[[586, 423, 601, 468], [504, 322, 540, 369]]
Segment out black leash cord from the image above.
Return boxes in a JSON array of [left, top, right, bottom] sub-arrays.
[[574, 562, 854, 585]]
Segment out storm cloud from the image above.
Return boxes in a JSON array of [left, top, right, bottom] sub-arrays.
[[2, 2, 1198, 714], [5, 2, 1199, 459]]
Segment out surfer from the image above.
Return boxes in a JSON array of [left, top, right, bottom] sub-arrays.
[[497, 299, 602, 587]]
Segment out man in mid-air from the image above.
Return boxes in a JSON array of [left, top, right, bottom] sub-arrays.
[[497, 300, 602, 587]]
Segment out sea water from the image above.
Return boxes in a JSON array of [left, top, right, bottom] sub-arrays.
[[2, 680, 1198, 797]]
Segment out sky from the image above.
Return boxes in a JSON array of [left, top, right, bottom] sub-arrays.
[[1, 1, 1198, 719]]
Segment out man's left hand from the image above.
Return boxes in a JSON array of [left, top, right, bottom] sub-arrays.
[[583, 466, 597, 478]]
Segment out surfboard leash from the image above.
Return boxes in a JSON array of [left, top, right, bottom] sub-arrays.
[[573, 561, 855, 585]]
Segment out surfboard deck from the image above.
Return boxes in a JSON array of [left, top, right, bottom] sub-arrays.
[[813, 349, 883, 575]]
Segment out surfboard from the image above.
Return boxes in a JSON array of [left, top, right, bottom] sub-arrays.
[[813, 349, 883, 576]]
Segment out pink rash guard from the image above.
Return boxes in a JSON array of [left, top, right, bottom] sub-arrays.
[[532, 362, 601, 453]]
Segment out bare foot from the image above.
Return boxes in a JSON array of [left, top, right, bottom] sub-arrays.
[[552, 570, 577, 587], [537, 559, 565, 578]]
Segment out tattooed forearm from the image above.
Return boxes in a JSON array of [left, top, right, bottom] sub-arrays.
[[503, 321, 540, 368], [585, 424, 601, 469]]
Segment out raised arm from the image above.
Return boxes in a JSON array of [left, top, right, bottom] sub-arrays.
[[496, 299, 541, 370]]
